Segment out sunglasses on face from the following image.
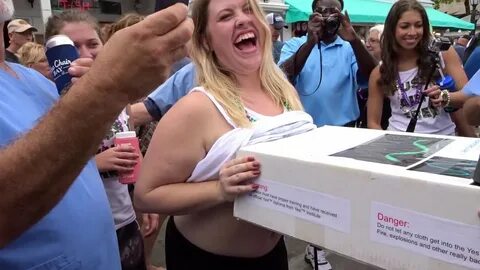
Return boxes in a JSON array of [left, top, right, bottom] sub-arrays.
[[314, 6, 337, 15]]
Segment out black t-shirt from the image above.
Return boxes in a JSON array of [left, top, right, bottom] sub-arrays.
[[5, 50, 19, 63]]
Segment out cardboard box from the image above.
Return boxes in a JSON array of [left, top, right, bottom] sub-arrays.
[[234, 126, 480, 270]]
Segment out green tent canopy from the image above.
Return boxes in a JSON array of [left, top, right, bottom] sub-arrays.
[[285, 0, 474, 30]]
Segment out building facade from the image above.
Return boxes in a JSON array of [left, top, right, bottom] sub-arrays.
[[13, 0, 288, 37]]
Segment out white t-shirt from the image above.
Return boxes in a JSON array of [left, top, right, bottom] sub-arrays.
[[98, 109, 136, 230], [387, 67, 455, 135]]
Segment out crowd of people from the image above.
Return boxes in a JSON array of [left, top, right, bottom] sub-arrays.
[[1, 0, 480, 269]]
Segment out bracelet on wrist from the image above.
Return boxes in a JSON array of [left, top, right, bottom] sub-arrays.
[[440, 90, 451, 107]]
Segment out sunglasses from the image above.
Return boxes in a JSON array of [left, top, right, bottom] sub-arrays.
[[314, 6, 337, 15]]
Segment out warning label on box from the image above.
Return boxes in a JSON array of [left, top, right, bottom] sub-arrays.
[[238, 178, 351, 233], [371, 202, 480, 269]]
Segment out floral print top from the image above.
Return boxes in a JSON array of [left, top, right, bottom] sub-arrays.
[[98, 108, 130, 154]]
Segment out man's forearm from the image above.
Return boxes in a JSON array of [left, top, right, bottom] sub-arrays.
[[350, 36, 377, 79], [450, 108, 476, 137], [280, 41, 315, 83], [0, 74, 127, 247], [464, 96, 480, 126], [131, 101, 156, 127]]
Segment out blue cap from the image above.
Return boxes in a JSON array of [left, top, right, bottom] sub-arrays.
[[436, 75, 456, 92]]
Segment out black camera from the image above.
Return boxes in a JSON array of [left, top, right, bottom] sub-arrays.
[[428, 36, 451, 53], [324, 16, 340, 35]]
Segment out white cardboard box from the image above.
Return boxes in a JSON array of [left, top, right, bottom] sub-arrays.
[[234, 126, 480, 270]]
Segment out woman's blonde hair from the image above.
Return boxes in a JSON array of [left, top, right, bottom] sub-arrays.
[[17, 42, 47, 66], [190, 0, 303, 127]]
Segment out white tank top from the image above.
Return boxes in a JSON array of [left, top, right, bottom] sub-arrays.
[[187, 87, 316, 182], [387, 67, 455, 135]]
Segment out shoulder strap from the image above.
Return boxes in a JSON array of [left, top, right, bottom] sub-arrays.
[[190, 87, 237, 128]]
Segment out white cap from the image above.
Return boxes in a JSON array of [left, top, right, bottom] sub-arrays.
[[265, 13, 286, 30], [115, 131, 137, 138]]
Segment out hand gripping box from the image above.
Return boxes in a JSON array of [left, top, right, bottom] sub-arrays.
[[234, 126, 480, 270]]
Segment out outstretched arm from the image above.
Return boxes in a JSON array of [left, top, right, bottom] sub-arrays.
[[336, 9, 377, 79], [280, 13, 322, 82], [0, 4, 193, 247]]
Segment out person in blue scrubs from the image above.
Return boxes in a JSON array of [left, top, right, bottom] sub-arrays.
[[464, 46, 480, 79], [0, 2, 192, 269], [130, 62, 196, 126], [279, 0, 376, 268], [279, 0, 376, 127]]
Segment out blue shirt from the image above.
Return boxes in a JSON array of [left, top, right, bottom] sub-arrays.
[[273, 40, 284, 64], [0, 63, 120, 269], [464, 46, 480, 80], [463, 67, 480, 96], [146, 62, 197, 120], [279, 36, 359, 126], [454, 44, 466, 62]]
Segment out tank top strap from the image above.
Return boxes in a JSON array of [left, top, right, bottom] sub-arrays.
[[190, 87, 237, 128]]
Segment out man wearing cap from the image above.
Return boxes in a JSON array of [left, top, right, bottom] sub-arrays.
[[266, 13, 286, 63], [5, 19, 36, 63]]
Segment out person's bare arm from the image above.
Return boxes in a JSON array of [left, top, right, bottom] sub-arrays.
[[367, 67, 384, 130], [130, 102, 154, 127], [280, 14, 321, 82], [442, 47, 476, 137], [464, 96, 480, 126], [0, 4, 193, 247], [135, 93, 259, 215], [443, 47, 470, 107], [336, 10, 377, 79]]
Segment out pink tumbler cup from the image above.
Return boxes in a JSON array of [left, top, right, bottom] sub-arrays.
[[114, 131, 141, 184]]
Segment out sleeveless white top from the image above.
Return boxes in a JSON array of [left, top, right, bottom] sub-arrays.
[[187, 87, 316, 182], [387, 67, 455, 135]]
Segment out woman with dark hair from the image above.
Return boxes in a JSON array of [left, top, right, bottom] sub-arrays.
[[367, 0, 472, 136]]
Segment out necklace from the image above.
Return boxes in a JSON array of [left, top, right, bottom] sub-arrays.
[[237, 97, 292, 123]]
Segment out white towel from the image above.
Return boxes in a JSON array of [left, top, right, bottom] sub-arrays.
[[188, 110, 316, 182]]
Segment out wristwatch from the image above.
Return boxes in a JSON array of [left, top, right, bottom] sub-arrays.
[[440, 90, 451, 107]]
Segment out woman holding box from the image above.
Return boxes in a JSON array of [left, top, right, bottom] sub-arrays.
[[135, 0, 315, 269]]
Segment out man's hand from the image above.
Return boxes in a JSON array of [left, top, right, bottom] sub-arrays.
[[336, 9, 357, 42], [85, 3, 194, 104], [69, 58, 94, 84], [307, 13, 324, 46]]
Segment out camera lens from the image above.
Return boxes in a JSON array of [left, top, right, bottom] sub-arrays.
[[325, 16, 340, 34]]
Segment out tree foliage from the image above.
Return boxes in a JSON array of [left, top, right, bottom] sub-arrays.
[[433, 0, 470, 15], [433, 0, 453, 9], [433, 0, 471, 16]]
